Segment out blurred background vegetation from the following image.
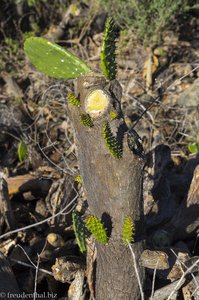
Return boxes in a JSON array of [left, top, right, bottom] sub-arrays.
[[99, 0, 199, 46]]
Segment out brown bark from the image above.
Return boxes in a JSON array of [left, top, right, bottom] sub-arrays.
[[68, 74, 145, 300]]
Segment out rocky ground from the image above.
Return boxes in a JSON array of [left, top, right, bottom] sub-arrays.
[[0, 1, 199, 299]]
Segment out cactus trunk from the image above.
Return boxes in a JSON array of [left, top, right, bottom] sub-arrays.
[[68, 74, 145, 300]]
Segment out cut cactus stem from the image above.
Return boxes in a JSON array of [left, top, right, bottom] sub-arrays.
[[85, 89, 110, 118]]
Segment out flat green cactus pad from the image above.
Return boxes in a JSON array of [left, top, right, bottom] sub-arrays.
[[24, 37, 91, 79]]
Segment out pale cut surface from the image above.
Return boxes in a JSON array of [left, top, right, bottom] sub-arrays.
[[85, 89, 110, 118]]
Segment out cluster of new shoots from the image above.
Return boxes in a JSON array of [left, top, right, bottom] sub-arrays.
[[24, 18, 118, 82], [72, 212, 135, 252]]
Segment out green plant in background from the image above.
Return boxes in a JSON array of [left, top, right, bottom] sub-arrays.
[[4, 37, 19, 55], [23, 31, 36, 41], [187, 142, 199, 154], [122, 216, 134, 245], [86, 215, 108, 245], [72, 210, 87, 253], [0, 36, 21, 73], [98, 0, 199, 47], [15, 0, 47, 8], [98, 0, 199, 90], [18, 141, 28, 162], [0, 36, 22, 72]]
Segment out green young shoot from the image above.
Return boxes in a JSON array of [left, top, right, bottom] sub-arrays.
[[18, 141, 28, 162], [187, 142, 199, 154], [68, 92, 81, 107], [102, 121, 123, 158], [86, 215, 108, 245], [100, 17, 118, 80], [80, 113, 94, 127], [122, 216, 134, 245], [72, 210, 87, 253]]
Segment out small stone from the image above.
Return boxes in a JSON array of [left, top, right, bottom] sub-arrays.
[[172, 63, 193, 78], [177, 78, 199, 107]]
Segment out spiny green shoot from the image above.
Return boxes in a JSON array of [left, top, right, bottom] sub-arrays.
[[86, 215, 108, 245], [122, 216, 134, 245], [109, 111, 118, 120], [80, 113, 94, 127], [100, 17, 118, 80], [75, 175, 82, 183], [102, 121, 123, 158], [72, 210, 87, 253], [68, 92, 80, 107]]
